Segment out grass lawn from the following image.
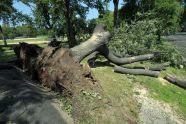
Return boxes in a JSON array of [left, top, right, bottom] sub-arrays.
[[122, 62, 186, 118], [0, 36, 49, 45], [0, 37, 48, 62]]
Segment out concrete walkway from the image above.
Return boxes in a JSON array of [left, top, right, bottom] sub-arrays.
[[0, 64, 73, 124]]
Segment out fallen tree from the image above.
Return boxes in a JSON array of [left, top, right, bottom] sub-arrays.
[[164, 74, 186, 89], [114, 65, 160, 77], [14, 24, 168, 94], [13, 24, 173, 121]]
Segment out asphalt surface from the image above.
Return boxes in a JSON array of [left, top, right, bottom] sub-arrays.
[[0, 64, 73, 124], [167, 32, 186, 59]]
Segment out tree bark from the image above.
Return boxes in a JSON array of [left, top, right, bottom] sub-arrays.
[[87, 51, 99, 67], [113, 0, 119, 31], [114, 65, 160, 77], [98, 45, 154, 65], [123, 62, 170, 71], [71, 24, 110, 63], [164, 75, 186, 89], [64, 0, 78, 48], [0, 25, 7, 46]]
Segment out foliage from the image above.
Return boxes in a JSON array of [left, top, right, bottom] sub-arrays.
[[153, 0, 183, 34], [109, 19, 183, 66], [152, 41, 183, 66], [109, 19, 158, 56], [118, 0, 183, 34], [96, 11, 114, 32], [1, 25, 37, 39]]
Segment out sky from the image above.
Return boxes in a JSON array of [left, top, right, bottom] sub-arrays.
[[13, 1, 124, 20]]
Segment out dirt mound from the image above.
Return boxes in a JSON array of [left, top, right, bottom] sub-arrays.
[[36, 47, 100, 94]]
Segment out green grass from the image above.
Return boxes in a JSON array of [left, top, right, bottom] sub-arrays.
[[0, 36, 48, 45], [90, 66, 139, 123], [74, 59, 139, 123], [0, 46, 15, 62], [75, 59, 186, 123], [0, 37, 48, 62], [134, 75, 186, 118], [124, 62, 186, 118]]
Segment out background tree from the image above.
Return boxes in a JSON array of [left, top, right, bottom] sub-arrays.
[[113, 0, 119, 31], [0, 0, 14, 46]]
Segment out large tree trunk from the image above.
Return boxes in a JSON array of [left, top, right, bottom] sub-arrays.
[[64, 0, 78, 48], [164, 75, 186, 89], [114, 65, 160, 77], [98, 45, 154, 65], [71, 25, 110, 62], [0, 25, 7, 46], [113, 0, 119, 31]]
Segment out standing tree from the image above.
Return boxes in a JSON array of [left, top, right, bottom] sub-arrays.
[[0, 0, 14, 46], [63, 0, 77, 47], [113, 0, 119, 31], [21, 0, 109, 47]]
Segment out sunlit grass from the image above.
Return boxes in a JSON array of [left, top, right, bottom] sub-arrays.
[[124, 62, 186, 118], [0, 36, 49, 45]]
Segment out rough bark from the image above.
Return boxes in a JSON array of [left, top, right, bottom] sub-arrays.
[[87, 51, 99, 67], [98, 45, 154, 65], [113, 0, 119, 31], [164, 75, 186, 89], [71, 24, 110, 63], [114, 65, 160, 77], [0, 25, 7, 46], [64, 0, 78, 48], [123, 62, 170, 71]]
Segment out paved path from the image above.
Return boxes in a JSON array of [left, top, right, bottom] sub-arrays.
[[167, 32, 186, 59], [0, 64, 73, 124]]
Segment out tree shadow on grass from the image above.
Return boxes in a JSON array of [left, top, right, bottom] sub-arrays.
[[0, 65, 70, 124]]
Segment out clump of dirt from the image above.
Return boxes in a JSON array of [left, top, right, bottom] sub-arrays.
[[134, 85, 186, 124], [35, 47, 102, 122], [36, 47, 100, 94]]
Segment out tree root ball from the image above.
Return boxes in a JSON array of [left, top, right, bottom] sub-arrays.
[[35, 47, 100, 95]]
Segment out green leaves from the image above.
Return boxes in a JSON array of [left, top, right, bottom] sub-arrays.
[[109, 19, 158, 56], [109, 19, 183, 66]]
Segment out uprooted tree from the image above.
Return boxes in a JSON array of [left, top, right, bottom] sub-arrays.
[[14, 24, 174, 94]]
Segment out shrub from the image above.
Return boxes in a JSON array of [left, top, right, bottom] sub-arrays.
[[109, 19, 183, 66], [109, 19, 158, 56]]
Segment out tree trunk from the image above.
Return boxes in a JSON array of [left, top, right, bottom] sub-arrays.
[[164, 75, 186, 89], [64, 0, 78, 48], [0, 25, 7, 46], [113, 0, 119, 31], [71, 24, 110, 62], [114, 65, 160, 77], [98, 45, 154, 65]]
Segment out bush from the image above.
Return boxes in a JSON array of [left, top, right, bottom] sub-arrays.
[[109, 19, 183, 66], [16, 25, 37, 38], [152, 41, 183, 67], [109, 19, 158, 56]]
